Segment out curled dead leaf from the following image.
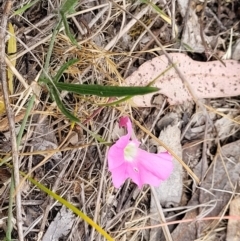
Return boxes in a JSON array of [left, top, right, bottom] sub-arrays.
[[125, 53, 240, 106]]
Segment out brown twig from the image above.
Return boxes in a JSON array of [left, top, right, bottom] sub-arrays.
[[0, 1, 24, 241]]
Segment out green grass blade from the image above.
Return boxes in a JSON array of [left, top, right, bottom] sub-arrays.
[[55, 82, 159, 97], [42, 20, 63, 76], [98, 96, 132, 106], [13, 0, 40, 15], [39, 77, 51, 85], [49, 84, 106, 142], [61, 13, 79, 45], [4, 94, 36, 241], [60, 0, 78, 15], [20, 172, 114, 241], [146, 63, 175, 86], [54, 59, 79, 82], [50, 84, 80, 122], [141, 0, 169, 19], [17, 95, 35, 146], [141, 0, 178, 34], [4, 175, 14, 241], [59, 0, 79, 46]]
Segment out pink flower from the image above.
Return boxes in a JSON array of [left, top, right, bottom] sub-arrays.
[[107, 117, 173, 188]]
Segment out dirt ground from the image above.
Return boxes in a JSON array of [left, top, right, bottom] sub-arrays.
[[0, 0, 240, 241]]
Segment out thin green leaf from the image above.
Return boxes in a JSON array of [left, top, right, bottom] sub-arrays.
[[50, 84, 80, 122], [141, 0, 178, 34], [19, 171, 114, 241], [5, 175, 14, 241], [97, 96, 132, 106], [59, 0, 79, 46], [146, 63, 175, 86], [61, 13, 79, 45], [13, 0, 40, 15], [176, 39, 194, 52], [39, 77, 50, 85], [60, 0, 78, 15], [42, 19, 63, 75], [54, 59, 79, 82], [17, 95, 35, 146], [49, 84, 106, 142], [55, 82, 159, 97], [141, 0, 169, 20]]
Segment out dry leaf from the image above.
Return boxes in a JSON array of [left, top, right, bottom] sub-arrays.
[[171, 139, 240, 241], [125, 53, 240, 107], [0, 111, 25, 132], [150, 117, 183, 240], [31, 118, 62, 161], [232, 38, 240, 61], [67, 131, 79, 145], [42, 206, 75, 241], [197, 139, 240, 235], [215, 115, 240, 140], [154, 124, 183, 207]]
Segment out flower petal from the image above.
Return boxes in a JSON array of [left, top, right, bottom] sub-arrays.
[[110, 163, 128, 188], [136, 150, 173, 186], [108, 145, 125, 171], [108, 116, 173, 189], [112, 134, 129, 149], [108, 139, 140, 171], [125, 162, 143, 188]]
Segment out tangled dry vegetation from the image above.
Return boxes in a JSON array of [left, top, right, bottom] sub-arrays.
[[0, 0, 240, 240]]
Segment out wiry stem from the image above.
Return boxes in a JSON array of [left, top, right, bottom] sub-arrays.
[[0, 1, 24, 241]]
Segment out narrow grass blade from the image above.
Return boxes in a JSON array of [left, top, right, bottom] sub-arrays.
[[141, 0, 171, 23], [141, 0, 178, 34], [60, 0, 78, 15], [13, 0, 40, 15], [20, 172, 114, 241], [54, 59, 79, 82], [17, 95, 35, 146], [49, 85, 106, 142], [97, 96, 131, 106], [50, 84, 80, 123], [5, 175, 14, 241], [61, 14, 78, 45], [59, 0, 79, 45], [55, 82, 159, 97]]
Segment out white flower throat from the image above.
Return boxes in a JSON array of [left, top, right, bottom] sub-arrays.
[[124, 142, 138, 161]]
